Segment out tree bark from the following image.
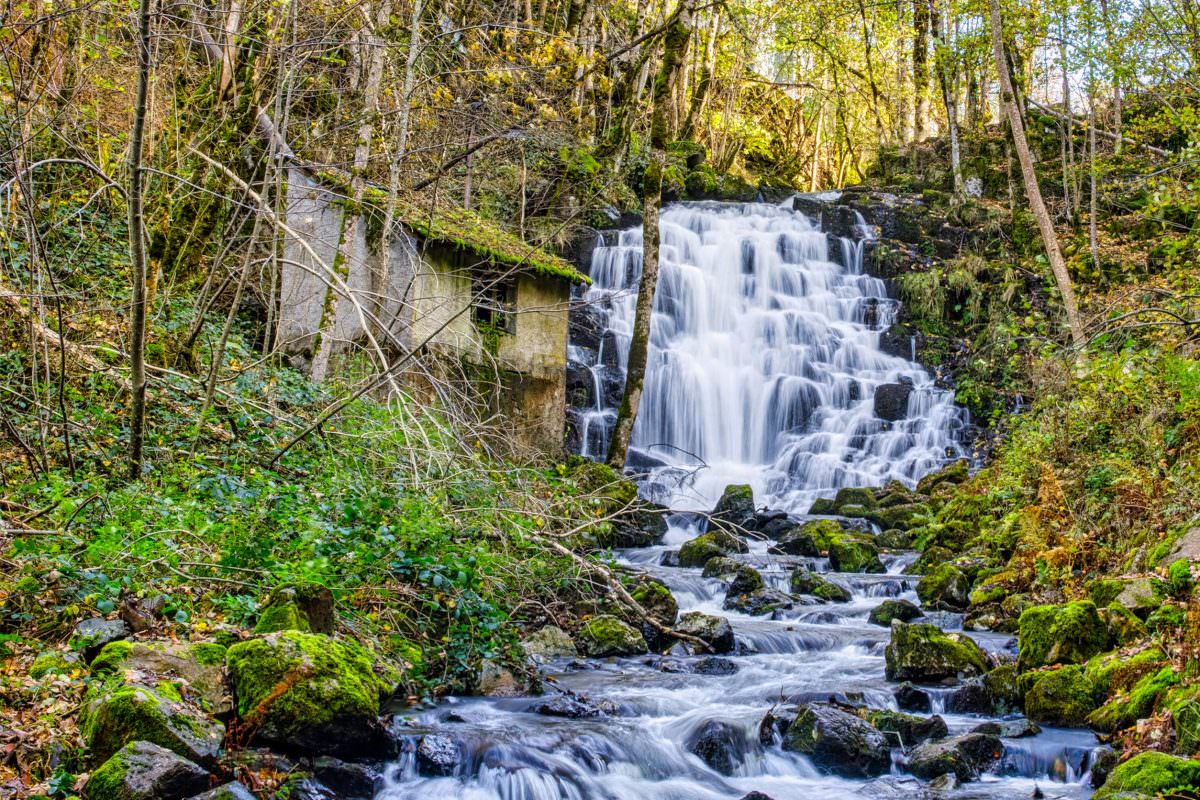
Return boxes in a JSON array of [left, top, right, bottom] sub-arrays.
[[930, 0, 963, 197], [128, 0, 152, 477], [912, 0, 931, 140], [988, 0, 1085, 349], [608, 0, 695, 469]]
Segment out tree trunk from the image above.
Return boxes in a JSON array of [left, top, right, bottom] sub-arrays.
[[988, 0, 1085, 349], [128, 0, 152, 477], [930, 0, 963, 197], [608, 0, 695, 468], [912, 0, 931, 140]]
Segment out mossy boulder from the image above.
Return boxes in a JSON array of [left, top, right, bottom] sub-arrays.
[[1112, 576, 1160, 618], [568, 460, 639, 511], [904, 732, 1002, 782], [629, 577, 679, 627], [701, 556, 743, 580], [884, 621, 988, 682], [1093, 752, 1200, 799], [72, 617, 131, 662], [827, 536, 885, 574], [601, 504, 669, 548], [981, 664, 1024, 714], [1102, 603, 1148, 645], [225, 631, 393, 758], [1147, 602, 1187, 632], [1024, 666, 1096, 727], [675, 611, 735, 653], [868, 599, 922, 627], [780, 703, 891, 777], [521, 626, 577, 661], [725, 564, 765, 597], [723, 586, 793, 616], [253, 582, 335, 635], [790, 569, 851, 602], [577, 615, 648, 657], [862, 709, 947, 747], [771, 527, 820, 557], [678, 529, 748, 567], [91, 640, 230, 715], [869, 502, 930, 532], [906, 545, 953, 575], [1165, 685, 1200, 754], [1084, 647, 1167, 700], [808, 487, 876, 516], [916, 564, 970, 611], [30, 649, 82, 679], [712, 484, 756, 525], [1017, 601, 1109, 671], [876, 529, 914, 550], [915, 459, 969, 495], [84, 740, 211, 800], [80, 683, 225, 765], [800, 519, 847, 550], [1087, 666, 1179, 733]]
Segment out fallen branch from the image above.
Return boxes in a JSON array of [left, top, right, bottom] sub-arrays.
[[1027, 98, 1170, 158]]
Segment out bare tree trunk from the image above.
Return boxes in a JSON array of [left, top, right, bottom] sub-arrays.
[[913, 0, 931, 140], [609, 0, 695, 468], [1089, 93, 1100, 273], [930, 0, 962, 197], [128, 0, 152, 477], [988, 0, 1085, 349]]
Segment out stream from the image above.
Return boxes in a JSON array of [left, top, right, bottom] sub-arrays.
[[378, 200, 1102, 799]]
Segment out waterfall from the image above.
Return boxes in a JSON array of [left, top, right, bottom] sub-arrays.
[[568, 200, 969, 512]]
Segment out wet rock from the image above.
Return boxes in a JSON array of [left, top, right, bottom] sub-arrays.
[[312, 756, 384, 799], [90, 640, 231, 716], [884, 621, 988, 682], [566, 360, 595, 408], [476, 659, 529, 697], [857, 776, 931, 798], [759, 706, 799, 745], [605, 505, 670, 548], [84, 741, 210, 800], [876, 529, 914, 550], [660, 550, 681, 567], [809, 487, 878, 516], [751, 510, 795, 539], [72, 617, 130, 662], [712, 484, 757, 527], [724, 587, 793, 617], [904, 733, 1003, 782], [675, 611, 736, 654], [521, 625, 578, 661], [915, 460, 969, 495], [1093, 752, 1200, 799], [828, 536, 885, 574], [781, 703, 892, 778], [416, 734, 461, 776], [739, 794, 776, 800], [869, 502, 930, 532], [530, 694, 606, 718], [686, 719, 748, 775], [283, 779, 339, 800], [942, 678, 994, 714], [678, 529, 749, 567], [1090, 748, 1120, 788], [569, 297, 607, 351], [726, 564, 766, 596], [80, 682, 225, 766], [1112, 577, 1159, 618], [1017, 601, 1109, 671], [770, 527, 820, 556], [971, 719, 1040, 738], [629, 576, 679, 627], [253, 581, 335, 635], [225, 631, 393, 758], [874, 383, 914, 421], [916, 565, 970, 611], [598, 330, 622, 368], [927, 773, 959, 792], [894, 683, 931, 712], [1102, 602, 1147, 646], [577, 614, 648, 657], [694, 656, 739, 675], [702, 556, 744, 580], [868, 599, 922, 627], [188, 783, 257, 800], [790, 568, 852, 602], [863, 710, 948, 748], [1025, 665, 1097, 727]]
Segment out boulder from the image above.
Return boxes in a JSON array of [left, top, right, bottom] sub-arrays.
[[72, 617, 130, 662], [884, 621, 988, 682], [225, 631, 393, 758], [780, 703, 892, 778], [876, 529, 914, 550], [605, 506, 670, 548], [80, 683, 225, 766], [1024, 665, 1097, 727], [862, 710, 948, 748], [577, 615, 648, 657], [904, 733, 1002, 782], [530, 694, 606, 718], [981, 664, 1024, 714], [723, 587, 793, 617], [1017, 601, 1109, 671], [915, 460, 969, 495], [675, 611, 736, 654], [84, 741, 211, 800], [629, 577, 679, 627], [770, 528, 820, 557], [311, 756, 384, 799], [476, 659, 528, 697], [712, 484, 756, 526], [521, 625, 578, 661], [790, 569, 852, 602], [751, 510, 797, 539], [1103, 603, 1148, 645], [416, 734, 461, 776], [702, 556, 744, 580], [868, 599, 922, 627], [916, 564, 970, 611], [678, 529, 749, 567], [1093, 752, 1200, 800], [253, 582, 335, 635], [874, 383, 914, 421], [725, 564, 766, 597], [869, 502, 930, 531], [90, 640, 231, 715], [893, 683, 931, 712], [188, 783, 257, 800], [685, 719, 748, 775], [1086, 666, 1177, 733], [828, 537, 885, 574], [1113, 577, 1160, 618], [693, 656, 739, 675]]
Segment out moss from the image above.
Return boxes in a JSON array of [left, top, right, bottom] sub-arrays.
[[968, 583, 1007, 606], [1087, 665, 1178, 733], [89, 641, 135, 676], [567, 459, 639, 510], [1024, 666, 1096, 727], [916, 564, 970, 609], [801, 519, 845, 550], [790, 569, 852, 602], [982, 664, 1024, 713], [1103, 602, 1148, 645], [225, 631, 386, 743], [576, 615, 647, 657], [1093, 752, 1200, 799], [1089, 578, 1127, 608], [253, 602, 309, 634], [1147, 602, 1187, 632], [870, 502, 931, 531], [1167, 559, 1194, 596], [827, 536, 885, 573], [191, 643, 227, 667], [884, 621, 988, 681], [628, 579, 678, 626], [1084, 647, 1166, 701], [1017, 601, 1110, 671], [30, 650, 81, 679], [678, 529, 746, 567], [154, 679, 184, 703], [1165, 685, 1200, 754], [80, 683, 223, 764], [915, 459, 969, 494]]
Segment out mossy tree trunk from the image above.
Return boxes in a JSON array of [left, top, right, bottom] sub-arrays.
[[608, 0, 695, 469]]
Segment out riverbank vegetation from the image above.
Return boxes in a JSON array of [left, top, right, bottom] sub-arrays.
[[4, 0, 1200, 794]]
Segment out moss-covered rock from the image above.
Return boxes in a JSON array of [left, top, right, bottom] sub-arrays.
[[1093, 752, 1200, 799], [84, 740, 211, 800], [677, 529, 748, 567], [1017, 601, 1110, 671], [869, 503, 930, 532], [1165, 685, 1200, 755], [790, 569, 851, 602], [80, 682, 225, 765], [725, 564, 765, 597], [91, 641, 230, 715], [868, 599, 922, 627], [629, 577, 679, 627], [1102, 603, 1148, 645], [1146, 601, 1186, 632], [982, 664, 1024, 714], [253, 582, 335, 635], [701, 556, 743, 580], [723, 585, 793, 616], [827, 536, 885, 574], [800, 519, 847, 550], [521, 626, 577, 661], [781, 703, 891, 777], [577, 615, 648, 657], [1024, 666, 1096, 727], [675, 611, 736, 653], [1087, 666, 1179, 733], [225, 631, 392, 758], [904, 732, 1003, 782], [712, 484, 756, 524], [862, 709, 947, 747], [884, 621, 988, 682], [876, 529, 914, 550], [1084, 647, 1166, 700], [30, 649, 82, 679], [906, 545, 953, 575], [1112, 576, 1160, 618], [915, 459, 969, 495], [808, 487, 877, 516], [916, 564, 970, 610]]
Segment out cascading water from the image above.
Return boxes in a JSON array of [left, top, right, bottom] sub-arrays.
[[378, 199, 1102, 800], [568, 200, 969, 511]]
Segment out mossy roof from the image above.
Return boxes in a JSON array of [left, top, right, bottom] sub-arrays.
[[313, 170, 588, 284]]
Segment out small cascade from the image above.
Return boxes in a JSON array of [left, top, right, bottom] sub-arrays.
[[566, 200, 969, 511]]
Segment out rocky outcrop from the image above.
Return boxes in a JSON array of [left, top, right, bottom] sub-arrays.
[[90, 640, 231, 715]]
